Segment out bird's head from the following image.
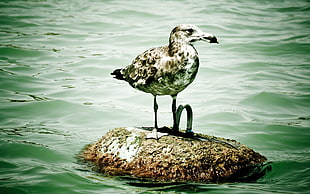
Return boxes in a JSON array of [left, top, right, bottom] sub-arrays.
[[169, 24, 218, 45]]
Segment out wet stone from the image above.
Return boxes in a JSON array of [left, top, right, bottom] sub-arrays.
[[81, 127, 270, 183]]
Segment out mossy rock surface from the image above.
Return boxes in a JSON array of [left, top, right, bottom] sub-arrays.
[[82, 127, 269, 183]]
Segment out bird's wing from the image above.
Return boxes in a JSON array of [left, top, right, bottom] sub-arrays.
[[123, 46, 170, 85]]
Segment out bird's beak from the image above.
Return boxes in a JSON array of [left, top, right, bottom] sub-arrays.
[[202, 33, 219, 44]]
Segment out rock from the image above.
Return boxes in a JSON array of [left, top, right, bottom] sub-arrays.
[[81, 127, 270, 183]]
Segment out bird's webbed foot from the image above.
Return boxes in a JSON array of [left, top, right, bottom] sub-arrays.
[[146, 128, 168, 140]]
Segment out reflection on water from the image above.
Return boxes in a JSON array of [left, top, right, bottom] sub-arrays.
[[0, 0, 309, 193]]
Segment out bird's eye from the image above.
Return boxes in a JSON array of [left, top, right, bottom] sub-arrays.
[[185, 29, 194, 34]]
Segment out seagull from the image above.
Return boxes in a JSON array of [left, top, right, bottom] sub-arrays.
[[111, 24, 218, 139]]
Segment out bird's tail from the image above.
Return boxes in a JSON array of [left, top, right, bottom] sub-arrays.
[[111, 68, 125, 80]]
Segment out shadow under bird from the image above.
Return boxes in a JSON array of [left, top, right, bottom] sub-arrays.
[[111, 24, 218, 139]]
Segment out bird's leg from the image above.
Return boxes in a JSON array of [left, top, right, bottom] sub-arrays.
[[146, 95, 159, 139], [154, 95, 159, 129], [146, 95, 168, 139], [171, 95, 178, 132]]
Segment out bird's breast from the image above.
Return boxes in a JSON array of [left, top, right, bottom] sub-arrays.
[[147, 55, 199, 95], [128, 44, 200, 96]]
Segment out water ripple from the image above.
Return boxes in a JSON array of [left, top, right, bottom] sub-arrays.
[[0, 0, 310, 193]]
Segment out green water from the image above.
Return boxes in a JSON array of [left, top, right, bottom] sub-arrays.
[[0, 0, 309, 193]]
